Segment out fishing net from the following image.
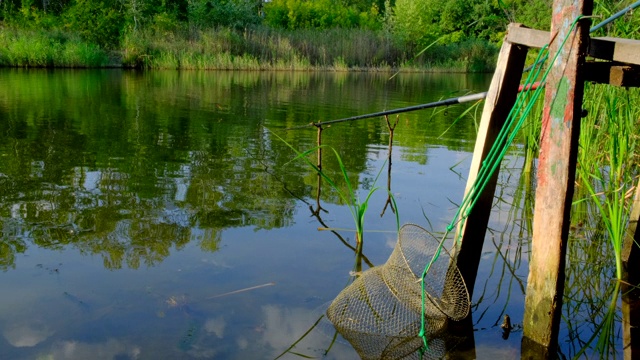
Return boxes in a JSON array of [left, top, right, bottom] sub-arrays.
[[326, 224, 470, 359], [323, 16, 590, 359]]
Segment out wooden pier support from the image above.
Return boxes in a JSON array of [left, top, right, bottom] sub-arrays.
[[454, 23, 529, 298], [450, 5, 640, 355], [622, 180, 640, 359], [522, 0, 592, 352], [622, 278, 640, 360], [623, 179, 640, 282]]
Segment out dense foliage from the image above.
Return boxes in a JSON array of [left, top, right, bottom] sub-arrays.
[[263, 0, 382, 30], [0, 0, 637, 69]]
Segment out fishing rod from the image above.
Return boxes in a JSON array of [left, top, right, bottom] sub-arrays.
[[287, 1, 637, 131], [590, 0, 640, 33], [286, 82, 541, 130]]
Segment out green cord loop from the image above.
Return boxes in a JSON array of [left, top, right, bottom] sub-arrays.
[[418, 15, 585, 354]]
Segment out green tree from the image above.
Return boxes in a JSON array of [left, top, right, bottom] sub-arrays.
[[62, 0, 123, 47], [391, 0, 505, 46], [263, 0, 381, 30], [500, 0, 552, 31], [187, 0, 262, 30], [391, 0, 442, 46]]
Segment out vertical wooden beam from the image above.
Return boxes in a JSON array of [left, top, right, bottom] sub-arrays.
[[522, 0, 592, 351], [446, 316, 476, 359], [623, 179, 640, 277], [622, 181, 640, 360], [622, 283, 640, 360], [455, 23, 529, 298]]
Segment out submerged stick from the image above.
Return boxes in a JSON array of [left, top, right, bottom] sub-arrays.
[[207, 282, 275, 299], [274, 314, 325, 360]]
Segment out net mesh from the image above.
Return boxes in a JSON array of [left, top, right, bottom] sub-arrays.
[[326, 223, 470, 359]]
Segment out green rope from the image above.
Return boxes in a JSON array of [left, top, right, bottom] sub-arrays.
[[418, 16, 586, 350]]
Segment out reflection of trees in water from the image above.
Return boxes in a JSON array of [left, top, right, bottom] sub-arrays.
[[0, 222, 27, 270], [0, 175, 197, 270], [0, 133, 304, 270], [0, 70, 488, 271], [0, 81, 309, 270]]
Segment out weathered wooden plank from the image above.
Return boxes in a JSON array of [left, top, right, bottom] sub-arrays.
[[454, 23, 529, 299], [506, 26, 549, 49], [522, 0, 593, 352], [622, 286, 640, 360], [622, 178, 640, 360], [623, 180, 640, 281], [507, 27, 640, 65], [621, 172, 640, 360], [584, 62, 640, 87], [589, 37, 640, 65]]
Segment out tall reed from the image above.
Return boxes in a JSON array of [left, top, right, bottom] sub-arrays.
[[119, 26, 496, 71], [565, 84, 639, 357], [0, 27, 111, 67], [576, 85, 639, 281]]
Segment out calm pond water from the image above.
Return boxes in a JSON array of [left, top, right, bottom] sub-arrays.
[[0, 69, 619, 359]]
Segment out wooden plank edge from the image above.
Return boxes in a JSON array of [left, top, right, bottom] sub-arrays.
[[506, 24, 548, 49], [589, 37, 640, 65], [584, 62, 640, 87], [506, 26, 640, 67]]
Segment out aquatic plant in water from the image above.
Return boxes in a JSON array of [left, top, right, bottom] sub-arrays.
[[577, 86, 638, 281], [269, 127, 401, 359], [571, 85, 640, 357], [269, 128, 398, 247]]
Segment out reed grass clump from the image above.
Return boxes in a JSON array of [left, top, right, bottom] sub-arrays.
[[564, 84, 640, 357], [0, 27, 111, 67], [118, 26, 496, 71], [575, 84, 639, 281], [0, 20, 499, 71]]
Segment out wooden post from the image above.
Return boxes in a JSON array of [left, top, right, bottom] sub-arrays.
[[622, 181, 640, 359], [522, 0, 592, 351], [622, 283, 640, 360], [454, 23, 529, 298], [623, 179, 640, 277]]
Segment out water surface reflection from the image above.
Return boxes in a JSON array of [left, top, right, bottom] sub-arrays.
[[0, 69, 546, 359]]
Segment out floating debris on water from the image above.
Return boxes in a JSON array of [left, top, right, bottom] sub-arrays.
[[206, 282, 275, 299], [178, 321, 201, 351], [63, 291, 91, 312], [166, 295, 188, 308]]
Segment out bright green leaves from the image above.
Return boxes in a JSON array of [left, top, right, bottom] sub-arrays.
[[62, 0, 124, 48], [391, 0, 506, 47], [187, 0, 262, 30], [263, 0, 381, 30]]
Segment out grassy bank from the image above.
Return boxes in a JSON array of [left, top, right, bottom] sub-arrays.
[[0, 27, 115, 68], [0, 25, 498, 72]]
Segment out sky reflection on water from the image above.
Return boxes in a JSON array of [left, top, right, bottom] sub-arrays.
[[0, 69, 547, 359]]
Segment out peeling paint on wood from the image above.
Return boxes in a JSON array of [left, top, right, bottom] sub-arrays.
[[522, 0, 593, 353]]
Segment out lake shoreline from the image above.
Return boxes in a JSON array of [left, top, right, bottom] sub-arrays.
[[0, 26, 498, 73]]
